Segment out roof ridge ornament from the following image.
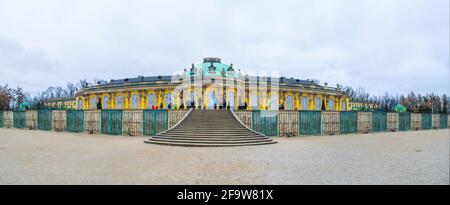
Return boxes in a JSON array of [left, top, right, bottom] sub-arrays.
[[228, 63, 234, 72], [208, 62, 216, 73]]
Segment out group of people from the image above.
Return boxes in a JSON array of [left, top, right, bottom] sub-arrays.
[[151, 101, 288, 110]]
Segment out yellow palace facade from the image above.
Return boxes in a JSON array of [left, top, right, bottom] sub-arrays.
[[71, 58, 350, 111]]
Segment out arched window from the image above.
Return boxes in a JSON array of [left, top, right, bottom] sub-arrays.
[[342, 100, 347, 111], [315, 97, 322, 110], [227, 91, 235, 108], [117, 96, 123, 109], [103, 96, 109, 109], [78, 99, 83, 110], [302, 96, 309, 110], [238, 89, 245, 107], [286, 95, 293, 110], [165, 93, 172, 109], [328, 99, 335, 111], [270, 94, 277, 110], [132, 94, 138, 109], [148, 94, 155, 108], [91, 97, 97, 110], [188, 91, 194, 105], [251, 94, 258, 110]]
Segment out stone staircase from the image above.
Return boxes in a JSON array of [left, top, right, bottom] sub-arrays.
[[144, 110, 276, 147]]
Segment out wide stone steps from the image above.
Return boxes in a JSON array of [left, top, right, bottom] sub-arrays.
[[145, 110, 276, 147], [171, 127, 249, 131], [166, 130, 257, 134], [154, 134, 268, 139], [147, 141, 276, 147], [174, 125, 245, 129], [149, 138, 273, 143]]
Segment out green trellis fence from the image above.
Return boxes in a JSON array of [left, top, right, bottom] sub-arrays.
[[439, 114, 448, 129], [421, 113, 432, 130], [13, 111, 26, 128], [372, 111, 387, 132], [0, 111, 4, 128], [252, 110, 278, 136], [101, 110, 123, 135], [37, 110, 52, 130], [398, 112, 411, 131], [143, 110, 168, 136], [340, 111, 358, 134], [299, 111, 321, 135], [66, 110, 84, 132]]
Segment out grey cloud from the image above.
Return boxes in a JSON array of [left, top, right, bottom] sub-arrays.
[[0, 0, 448, 96]]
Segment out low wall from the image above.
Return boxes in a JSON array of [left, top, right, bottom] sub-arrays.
[[3, 111, 13, 128], [251, 111, 278, 136], [38, 110, 52, 130], [422, 113, 432, 130], [432, 114, 440, 129], [372, 112, 387, 132], [123, 110, 143, 136], [322, 111, 339, 135], [84, 110, 101, 134], [168, 110, 189, 129], [26, 110, 38, 130], [52, 110, 66, 132], [448, 114, 450, 128], [4, 109, 449, 138], [234, 110, 252, 128], [142, 110, 168, 136], [358, 112, 372, 133], [387, 113, 398, 132], [411, 113, 422, 131], [13, 111, 26, 129], [398, 113, 411, 131], [299, 111, 321, 135], [278, 111, 298, 136]]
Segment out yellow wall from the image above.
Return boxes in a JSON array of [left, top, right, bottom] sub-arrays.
[[74, 86, 349, 111]]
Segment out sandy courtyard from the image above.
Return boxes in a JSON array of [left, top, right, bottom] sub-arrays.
[[0, 128, 448, 185]]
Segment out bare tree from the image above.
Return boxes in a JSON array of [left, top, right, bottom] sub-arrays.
[[54, 86, 64, 98], [0, 84, 13, 110], [64, 82, 77, 97]]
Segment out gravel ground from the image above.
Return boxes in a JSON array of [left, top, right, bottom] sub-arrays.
[[0, 128, 448, 185]]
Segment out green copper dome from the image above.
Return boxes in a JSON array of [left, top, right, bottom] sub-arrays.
[[185, 57, 241, 78]]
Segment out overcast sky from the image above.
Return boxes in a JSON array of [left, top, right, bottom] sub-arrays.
[[0, 0, 448, 97]]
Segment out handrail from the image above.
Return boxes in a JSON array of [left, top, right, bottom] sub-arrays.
[[154, 108, 193, 136], [230, 109, 267, 137]]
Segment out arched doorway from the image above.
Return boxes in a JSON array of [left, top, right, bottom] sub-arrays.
[[227, 91, 235, 109], [187, 91, 195, 108], [207, 91, 217, 109], [197, 97, 202, 109], [165, 93, 172, 109]]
